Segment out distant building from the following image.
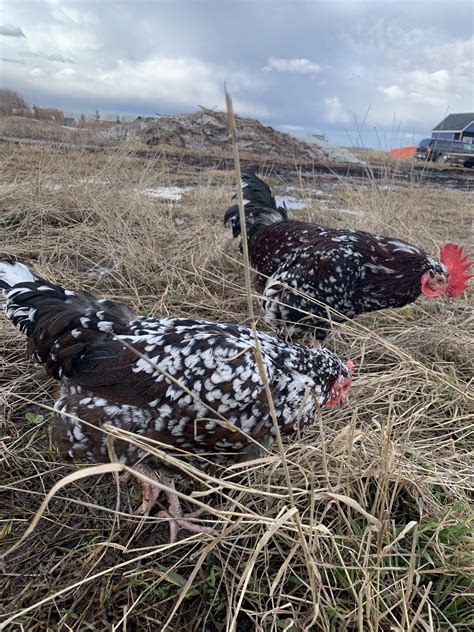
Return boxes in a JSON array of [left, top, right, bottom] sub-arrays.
[[11, 107, 36, 117], [432, 113, 474, 143], [34, 107, 64, 124], [309, 132, 329, 142], [64, 117, 76, 127]]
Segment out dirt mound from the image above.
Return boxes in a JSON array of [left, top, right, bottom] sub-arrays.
[[300, 135, 363, 164], [97, 118, 150, 142], [98, 110, 362, 164]]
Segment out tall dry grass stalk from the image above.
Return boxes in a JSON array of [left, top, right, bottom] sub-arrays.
[[0, 128, 473, 631], [226, 91, 323, 629]]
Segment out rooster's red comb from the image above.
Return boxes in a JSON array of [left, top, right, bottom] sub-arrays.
[[440, 243, 474, 297]]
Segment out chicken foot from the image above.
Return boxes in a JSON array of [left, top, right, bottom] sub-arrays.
[[121, 464, 213, 542]]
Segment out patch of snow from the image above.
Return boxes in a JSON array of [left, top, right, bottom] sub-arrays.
[[96, 122, 143, 141], [299, 137, 363, 165], [275, 195, 306, 210], [319, 200, 364, 217], [141, 186, 190, 201], [79, 177, 107, 185], [337, 207, 365, 217]]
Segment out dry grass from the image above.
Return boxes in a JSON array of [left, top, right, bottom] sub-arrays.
[[0, 116, 106, 145], [0, 140, 473, 631]]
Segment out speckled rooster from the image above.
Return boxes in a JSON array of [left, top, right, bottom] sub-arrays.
[[224, 172, 474, 341], [1, 260, 353, 541]]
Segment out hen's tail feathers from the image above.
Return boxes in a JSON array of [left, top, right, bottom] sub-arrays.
[[224, 172, 288, 239], [1, 259, 135, 378], [0, 260, 37, 291]]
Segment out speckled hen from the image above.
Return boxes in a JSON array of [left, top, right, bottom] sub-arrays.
[[224, 173, 473, 341], [1, 260, 353, 541]]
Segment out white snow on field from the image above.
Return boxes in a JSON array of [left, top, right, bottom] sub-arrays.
[[79, 177, 107, 185], [274, 195, 306, 210], [299, 136, 363, 164], [275, 192, 365, 216], [337, 207, 364, 217], [141, 186, 191, 200]]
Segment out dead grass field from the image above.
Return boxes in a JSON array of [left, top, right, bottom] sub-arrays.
[[0, 116, 101, 145], [0, 140, 473, 631]]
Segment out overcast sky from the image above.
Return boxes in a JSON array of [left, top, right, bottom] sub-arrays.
[[1, 0, 473, 147]]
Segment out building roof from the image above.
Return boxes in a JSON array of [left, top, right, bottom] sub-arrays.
[[432, 113, 474, 132]]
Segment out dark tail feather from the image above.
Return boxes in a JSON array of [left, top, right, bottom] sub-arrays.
[[1, 260, 40, 335], [239, 172, 280, 209], [0, 260, 37, 291], [224, 173, 288, 238], [1, 260, 134, 378]]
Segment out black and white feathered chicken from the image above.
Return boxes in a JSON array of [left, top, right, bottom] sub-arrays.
[[224, 172, 473, 341], [1, 260, 353, 541]]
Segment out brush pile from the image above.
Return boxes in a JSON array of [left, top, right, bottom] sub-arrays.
[[99, 110, 362, 164]]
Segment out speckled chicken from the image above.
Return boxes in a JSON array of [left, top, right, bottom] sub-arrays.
[[1, 260, 353, 541], [225, 173, 473, 341]]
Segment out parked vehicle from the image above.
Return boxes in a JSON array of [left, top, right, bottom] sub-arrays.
[[415, 138, 474, 167]]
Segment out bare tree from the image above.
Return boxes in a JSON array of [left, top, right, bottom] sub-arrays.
[[0, 88, 28, 114]]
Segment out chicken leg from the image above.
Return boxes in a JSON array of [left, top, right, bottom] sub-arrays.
[[122, 464, 213, 542], [157, 476, 214, 543]]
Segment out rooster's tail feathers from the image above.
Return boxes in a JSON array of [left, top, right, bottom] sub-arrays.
[[224, 173, 288, 239], [240, 172, 279, 210]]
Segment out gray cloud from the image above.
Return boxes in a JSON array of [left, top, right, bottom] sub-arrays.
[[262, 58, 321, 74], [0, 23, 25, 37], [1, 0, 473, 148], [45, 53, 75, 64], [1, 57, 25, 65], [19, 51, 75, 63]]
